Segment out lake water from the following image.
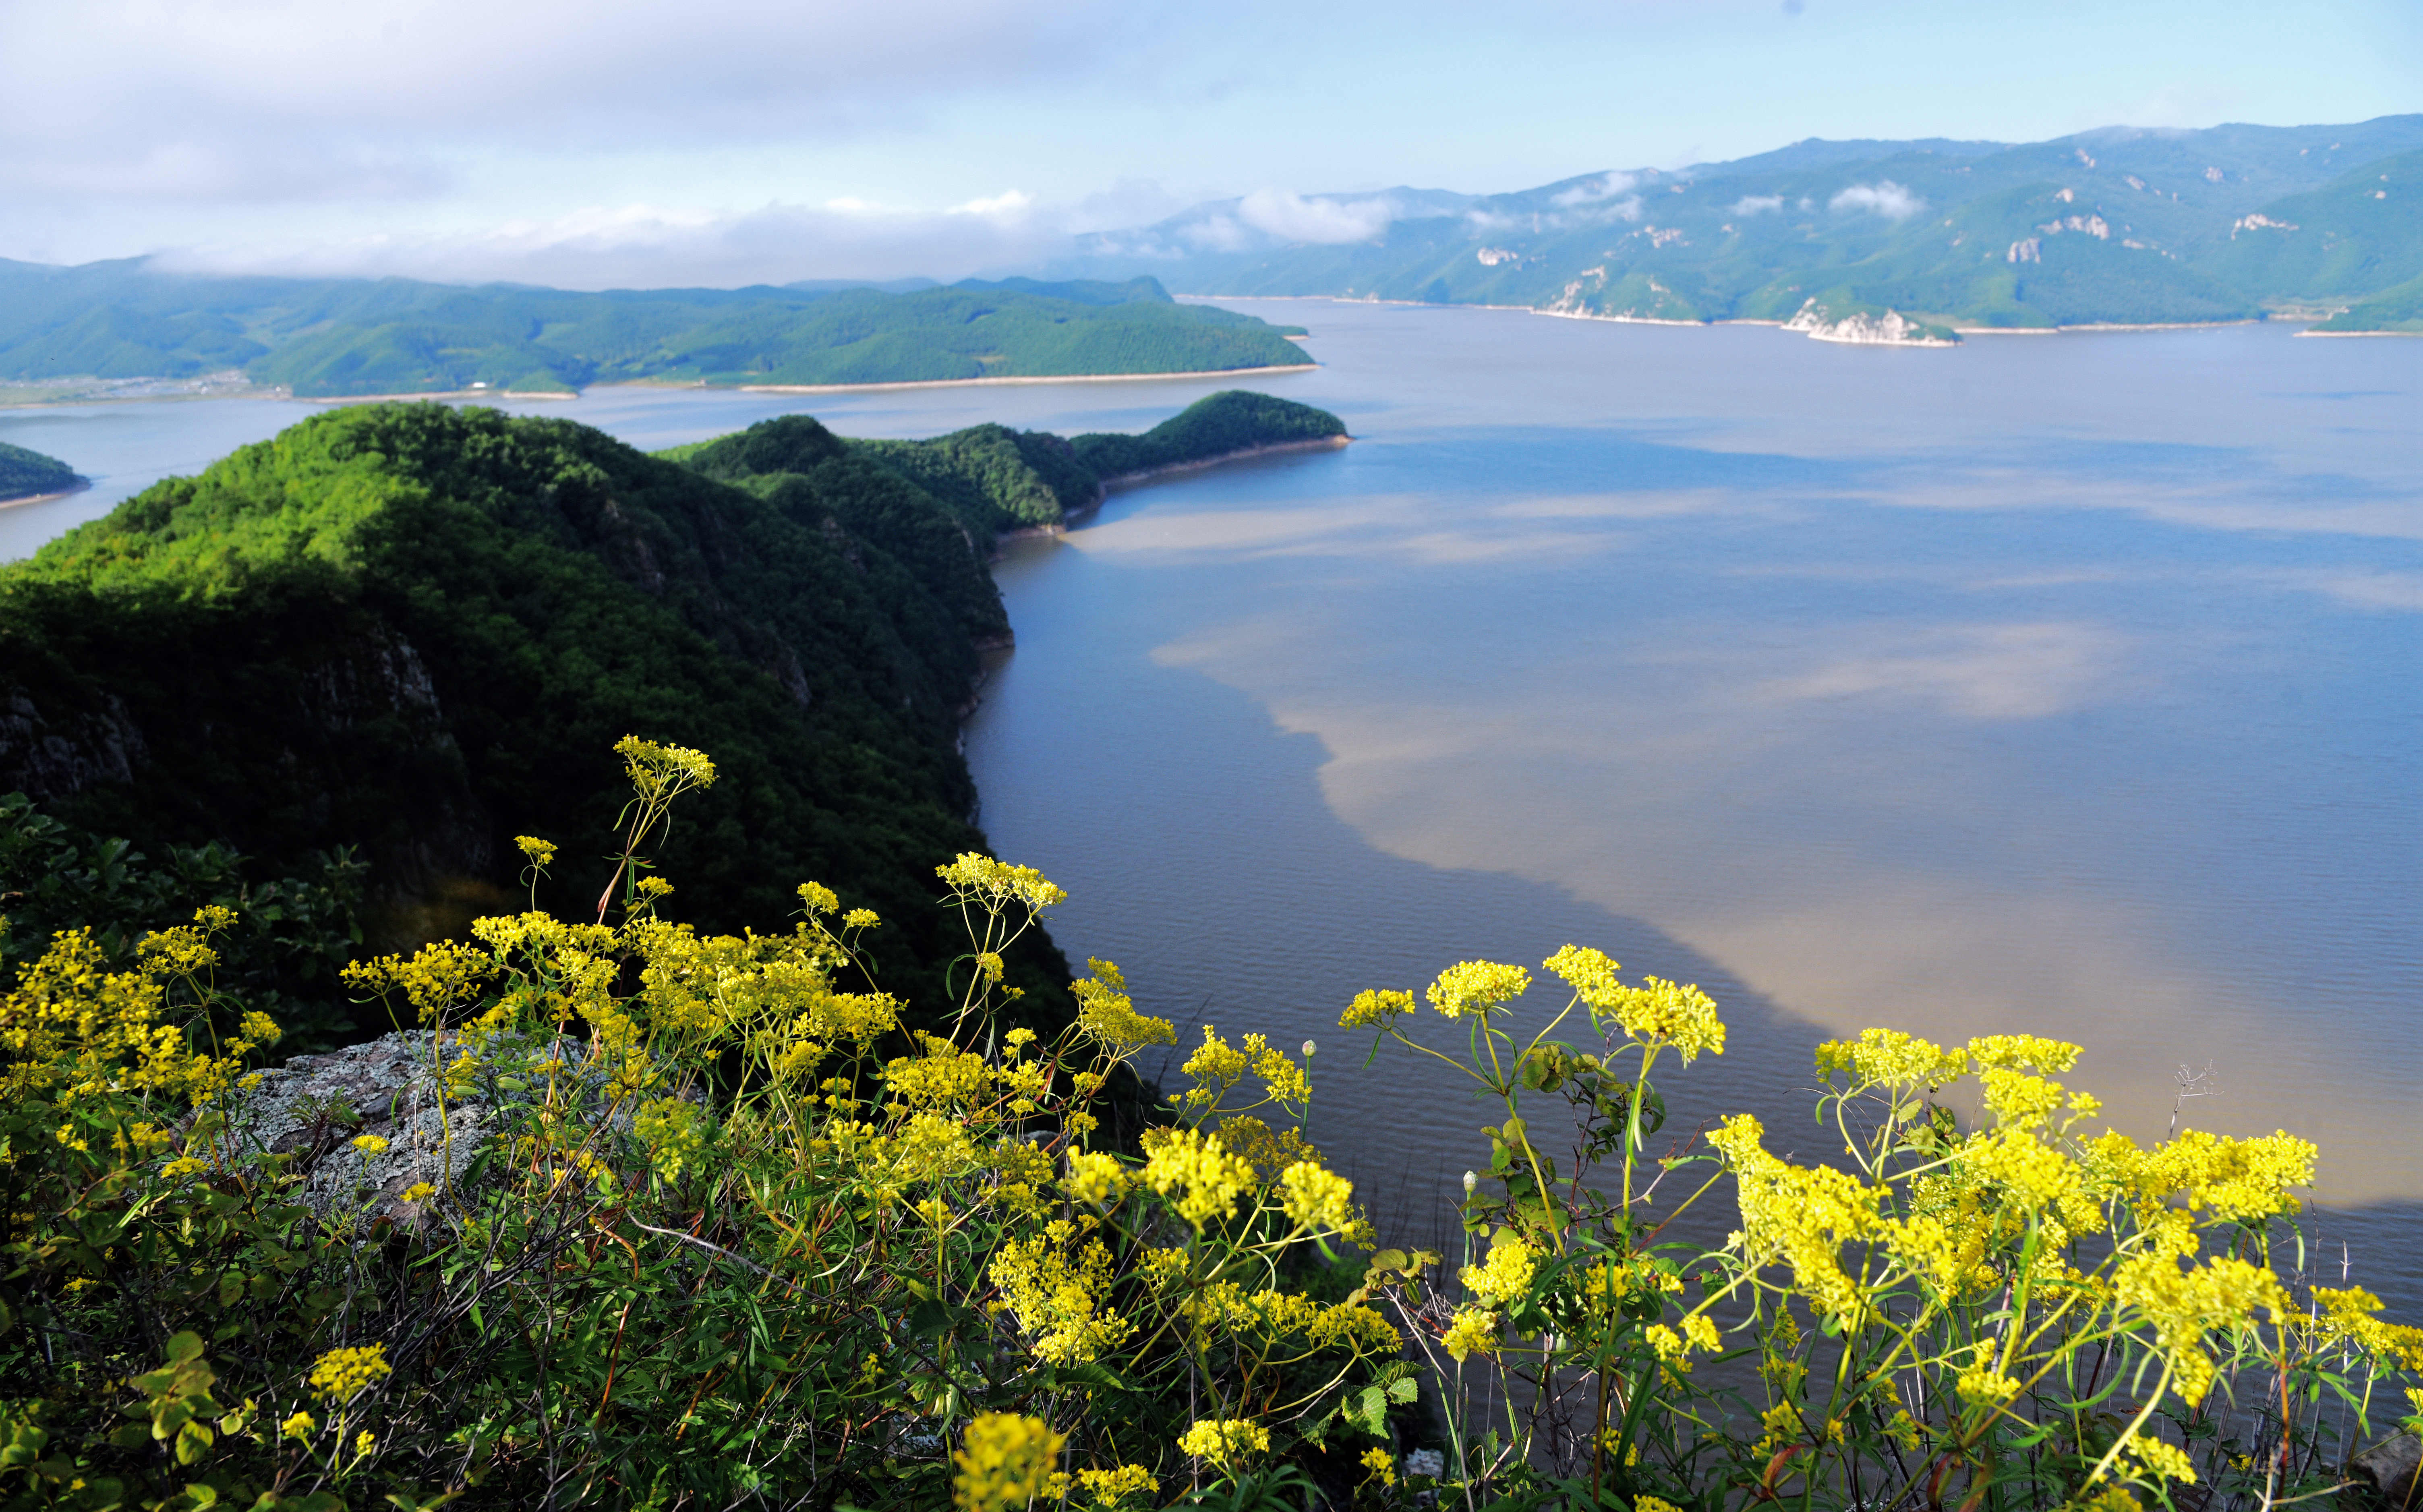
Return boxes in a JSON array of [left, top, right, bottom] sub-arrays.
[[6, 304, 2418, 1313]]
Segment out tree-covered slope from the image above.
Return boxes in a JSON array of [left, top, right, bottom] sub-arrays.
[[674, 389, 1352, 542], [0, 265, 1314, 398], [0, 390, 1348, 1031], [0, 439, 79, 500], [2200, 151, 2423, 303], [0, 402, 1046, 1019]]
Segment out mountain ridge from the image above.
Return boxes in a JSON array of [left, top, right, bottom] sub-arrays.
[[1050, 114, 2423, 338]]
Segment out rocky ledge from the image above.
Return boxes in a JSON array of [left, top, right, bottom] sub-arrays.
[[1785, 299, 1960, 347]]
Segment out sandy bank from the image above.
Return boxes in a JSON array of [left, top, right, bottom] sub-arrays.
[[302, 389, 579, 404], [737, 365, 1316, 396], [2295, 328, 2421, 339], [0, 481, 92, 513]]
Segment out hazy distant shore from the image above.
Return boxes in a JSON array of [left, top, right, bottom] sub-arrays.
[[735, 364, 1317, 396], [1189, 294, 2343, 340]]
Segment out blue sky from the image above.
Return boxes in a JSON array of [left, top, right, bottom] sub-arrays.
[[3, 0, 2415, 286]]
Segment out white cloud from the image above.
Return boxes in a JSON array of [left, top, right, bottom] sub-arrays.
[[0, 0, 1146, 207], [1552, 171, 1639, 207], [149, 192, 1073, 289], [1731, 193, 1785, 216], [1828, 181, 1925, 220], [1234, 189, 1396, 244]]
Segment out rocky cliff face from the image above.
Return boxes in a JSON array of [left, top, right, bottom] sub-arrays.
[[1783, 299, 1961, 346]]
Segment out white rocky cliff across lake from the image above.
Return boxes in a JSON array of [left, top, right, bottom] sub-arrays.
[[1784, 299, 1960, 347]]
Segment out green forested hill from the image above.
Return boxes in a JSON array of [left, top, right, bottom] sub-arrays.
[[0, 265, 1313, 398], [1052, 114, 2423, 334], [0, 439, 79, 500], [0, 390, 1346, 1033], [2199, 151, 2423, 302]]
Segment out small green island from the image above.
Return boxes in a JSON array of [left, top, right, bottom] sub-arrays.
[[0, 439, 81, 502]]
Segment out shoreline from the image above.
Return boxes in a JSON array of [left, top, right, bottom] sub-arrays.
[[736, 364, 1316, 396], [1196, 294, 2339, 340], [0, 480, 92, 513], [993, 435, 1353, 548], [304, 388, 579, 404]]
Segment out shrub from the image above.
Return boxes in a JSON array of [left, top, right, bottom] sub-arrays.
[[1, 739, 2414, 1511]]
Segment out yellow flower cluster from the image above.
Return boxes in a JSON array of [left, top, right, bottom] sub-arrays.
[[615, 734, 717, 804], [1441, 1308, 1500, 1362], [1460, 1234, 1539, 1307], [1340, 988, 1414, 1030], [953, 1412, 1065, 1512], [1178, 1418, 1267, 1470], [306, 1344, 391, 1402], [1180, 1282, 1397, 1353], [1139, 1127, 1255, 1228], [1277, 1160, 1355, 1232], [990, 1224, 1135, 1365], [633, 1096, 709, 1181], [1073, 1464, 1158, 1507], [2311, 1287, 2423, 1371], [1543, 947, 1726, 1060], [1069, 959, 1175, 1050], [936, 853, 1069, 914], [1426, 960, 1531, 1018]]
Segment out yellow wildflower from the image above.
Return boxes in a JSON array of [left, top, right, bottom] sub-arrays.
[[1178, 1419, 1267, 1471], [936, 853, 1068, 913], [1966, 1034, 2080, 1074], [953, 1413, 1065, 1512], [1360, 1447, 1397, 1486], [307, 1345, 390, 1402], [1340, 988, 1414, 1029], [1278, 1161, 1356, 1232], [514, 835, 557, 868], [990, 1230, 1133, 1365], [1461, 1234, 1538, 1306], [1069, 959, 1175, 1049], [1428, 959, 1530, 1018], [1441, 1307, 1500, 1362], [280, 1412, 315, 1442], [1139, 1127, 1255, 1227], [1815, 1028, 1969, 1088], [1074, 1465, 1158, 1507]]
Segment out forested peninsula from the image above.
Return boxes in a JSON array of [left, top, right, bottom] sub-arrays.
[[0, 439, 79, 501], [0, 265, 1313, 399], [0, 389, 1347, 1050]]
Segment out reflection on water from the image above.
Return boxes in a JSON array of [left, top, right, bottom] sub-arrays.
[[6, 308, 2418, 1314], [957, 305, 2421, 1316]]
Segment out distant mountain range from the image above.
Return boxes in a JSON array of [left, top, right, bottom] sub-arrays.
[[1047, 116, 2423, 341], [0, 268, 1311, 398]]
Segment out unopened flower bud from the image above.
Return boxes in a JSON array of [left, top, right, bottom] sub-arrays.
[[1302, 1040, 1317, 1058], [1463, 1170, 1479, 1196]]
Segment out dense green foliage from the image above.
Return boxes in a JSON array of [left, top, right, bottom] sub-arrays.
[[680, 390, 1350, 543], [0, 391, 1346, 1031], [1058, 115, 2423, 331], [0, 265, 1311, 397], [1068, 389, 1349, 478], [0, 402, 1049, 1020], [0, 793, 366, 1053], [0, 439, 78, 500]]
